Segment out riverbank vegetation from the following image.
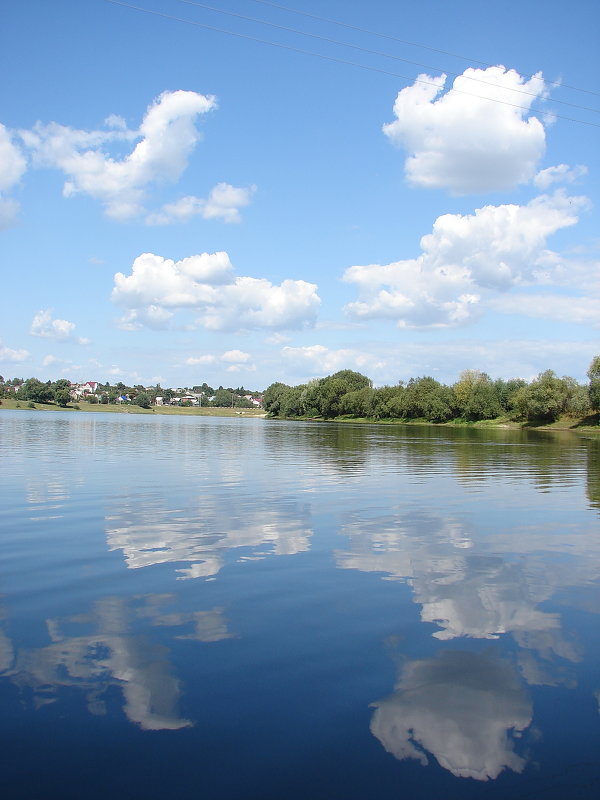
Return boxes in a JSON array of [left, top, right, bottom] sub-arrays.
[[3, 358, 600, 429], [263, 359, 600, 430]]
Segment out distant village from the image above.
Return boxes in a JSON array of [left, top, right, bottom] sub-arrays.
[[0, 376, 263, 409], [69, 381, 263, 408]]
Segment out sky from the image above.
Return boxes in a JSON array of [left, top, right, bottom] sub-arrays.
[[1, 0, 599, 390]]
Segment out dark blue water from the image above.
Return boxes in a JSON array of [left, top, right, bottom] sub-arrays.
[[1, 411, 599, 799]]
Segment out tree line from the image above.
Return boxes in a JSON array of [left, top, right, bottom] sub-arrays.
[[263, 358, 600, 424]]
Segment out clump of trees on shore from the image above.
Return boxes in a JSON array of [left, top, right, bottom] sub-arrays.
[[263, 358, 600, 425]]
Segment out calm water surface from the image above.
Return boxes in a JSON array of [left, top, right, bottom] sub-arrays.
[[1, 411, 599, 799]]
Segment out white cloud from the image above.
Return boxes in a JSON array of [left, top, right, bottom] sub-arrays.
[[202, 182, 255, 222], [112, 252, 320, 332], [20, 90, 216, 220], [533, 163, 588, 190], [265, 332, 291, 345], [0, 340, 29, 363], [343, 191, 587, 328], [145, 182, 255, 225], [221, 349, 251, 363], [185, 355, 216, 366], [0, 124, 27, 191], [383, 66, 548, 194], [30, 309, 89, 344], [266, 339, 597, 386], [490, 293, 600, 326], [0, 124, 27, 229], [282, 344, 385, 377], [118, 305, 174, 331], [184, 350, 251, 368], [183, 350, 254, 375]]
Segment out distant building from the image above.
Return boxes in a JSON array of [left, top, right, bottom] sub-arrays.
[[69, 381, 100, 400]]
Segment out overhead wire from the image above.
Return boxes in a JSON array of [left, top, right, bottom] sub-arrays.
[[101, 0, 600, 128], [176, 0, 600, 114], [248, 0, 600, 99]]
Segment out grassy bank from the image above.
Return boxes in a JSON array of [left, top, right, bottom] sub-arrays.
[[268, 411, 600, 435], [0, 398, 266, 417]]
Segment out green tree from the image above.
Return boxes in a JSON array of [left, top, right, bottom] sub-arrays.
[[587, 356, 600, 412], [263, 382, 291, 415], [511, 370, 570, 422], [21, 378, 54, 403], [278, 385, 305, 416], [234, 396, 254, 409], [212, 388, 235, 407], [54, 389, 71, 407], [339, 386, 375, 417], [313, 370, 371, 418], [135, 391, 151, 409], [453, 370, 501, 420], [374, 385, 405, 419], [493, 378, 527, 412], [51, 379, 72, 407], [403, 377, 454, 422]]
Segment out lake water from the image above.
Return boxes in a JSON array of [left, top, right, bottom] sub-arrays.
[[1, 410, 599, 799]]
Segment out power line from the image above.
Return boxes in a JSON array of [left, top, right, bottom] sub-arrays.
[[251, 0, 496, 67], [176, 0, 600, 114], [101, 0, 600, 128], [249, 0, 600, 99]]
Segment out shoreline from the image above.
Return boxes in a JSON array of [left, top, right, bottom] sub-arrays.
[[0, 399, 266, 418], [2, 399, 598, 434], [265, 412, 600, 436]]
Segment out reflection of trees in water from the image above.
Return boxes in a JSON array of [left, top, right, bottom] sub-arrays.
[[370, 650, 532, 781], [422, 426, 590, 494], [586, 438, 600, 511], [0, 595, 234, 730], [265, 422, 598, 506], [263, 422, 372, 476]]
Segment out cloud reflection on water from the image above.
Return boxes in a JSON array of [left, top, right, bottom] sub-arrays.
[[105, 496, 312, 579], [336, 509, 594, 667], [370, 650, 532, 781], [0, 595, 234, 730]]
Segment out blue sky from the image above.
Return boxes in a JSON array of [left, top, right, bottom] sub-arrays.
[[1, 0, 599, 389]]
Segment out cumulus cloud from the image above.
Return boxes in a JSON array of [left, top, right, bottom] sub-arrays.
[[30, 309, 89, 344], [112, 252, 320, 332], [0, 340, 29, 362], [383, 66, 548, 194], [533, 163, 588, 190], [146, 182, 256, 225], [221, 349, 251, 363], [343, 191, 587, 328], [371, 651, 531, 780], [20, 90, 217, 220], [0, 124, 27, 229]]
